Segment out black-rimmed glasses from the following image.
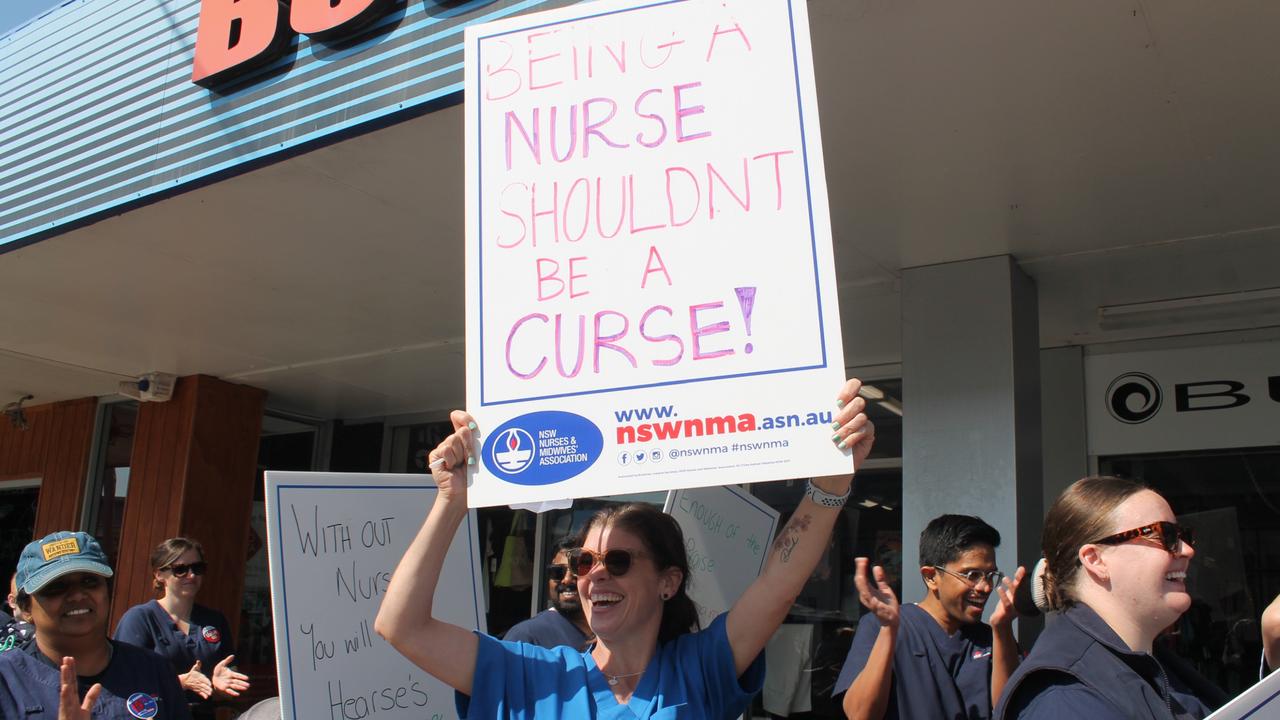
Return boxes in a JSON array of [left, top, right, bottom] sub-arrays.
[[933, 566, 1002, 589], [1093, 521, 1194, 556]]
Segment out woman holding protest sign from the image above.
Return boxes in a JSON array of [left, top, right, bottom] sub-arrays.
[[376, 378, 875, 719], [995, 477, 1215, 720]]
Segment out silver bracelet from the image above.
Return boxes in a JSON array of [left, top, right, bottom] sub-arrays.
[[805, 479, 850, 508]]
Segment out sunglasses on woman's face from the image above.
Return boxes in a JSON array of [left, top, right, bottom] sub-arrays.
[[164, 562, 208, 578], [568, 548, 649, 577], [1093, 521, 1194, 556]]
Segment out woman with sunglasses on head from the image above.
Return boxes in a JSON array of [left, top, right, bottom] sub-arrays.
[[114, 538, 249, 719], [376, 378, 875, 719], [995, 476, 1212, 720]]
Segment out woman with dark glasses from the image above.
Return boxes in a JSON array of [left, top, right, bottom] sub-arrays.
[[114, 537, 249, 718], [996, 476, 1213, 720], [377, 378, 875, 719]]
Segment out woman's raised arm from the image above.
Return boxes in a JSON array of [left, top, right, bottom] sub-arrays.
[[726, 378, 876, 676], [374, 410, 482, 695]]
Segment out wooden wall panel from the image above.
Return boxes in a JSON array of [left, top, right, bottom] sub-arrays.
[[110, 375, 265, 636], [111, 378, 197, 627], [0, 397, 97, 534], [178, 377, 265, 640]]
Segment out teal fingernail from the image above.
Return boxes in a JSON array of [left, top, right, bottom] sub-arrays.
[[831, 421, 841, 430], [831, 434, 841, 442], [467, 456, 475, 466], [836, 399, 845, 408], [468, 421, 477, 430], [838, 439, 848, 449]]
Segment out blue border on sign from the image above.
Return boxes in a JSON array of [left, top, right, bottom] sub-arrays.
[[273, 483, 483, 717], [475, 0, 829, 407], [1240, 686, 1280, 718]]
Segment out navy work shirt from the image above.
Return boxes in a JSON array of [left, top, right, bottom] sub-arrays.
[[833, 603, 995, 720], [502, 608, 591, 651], [114, 600, 234, 675], [0, 639, 192, 719]]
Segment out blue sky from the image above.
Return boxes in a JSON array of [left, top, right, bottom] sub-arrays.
[[1, 0, 63, 37]]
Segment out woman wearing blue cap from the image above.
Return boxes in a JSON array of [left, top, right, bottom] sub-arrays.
[[0, 531, 191, 719]]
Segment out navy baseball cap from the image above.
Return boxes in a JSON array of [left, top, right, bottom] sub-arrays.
[[16, 531, 113, 594]]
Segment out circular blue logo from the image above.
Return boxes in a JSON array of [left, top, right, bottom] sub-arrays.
[[126, 693, 159, 719]]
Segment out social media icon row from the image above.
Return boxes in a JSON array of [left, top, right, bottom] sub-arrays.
[[618, 449, 663, 466]]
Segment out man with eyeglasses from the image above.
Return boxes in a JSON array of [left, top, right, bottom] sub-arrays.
[[833, 514, 1025, 720], [502, 539, 593, 651], [0, 531, 191, 719]]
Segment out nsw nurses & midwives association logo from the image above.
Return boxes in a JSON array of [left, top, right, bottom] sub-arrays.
[[482, 411, 604, 486], [493, 428, 536, 473]]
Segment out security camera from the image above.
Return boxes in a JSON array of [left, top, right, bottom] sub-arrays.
[[117, 372, 176, 402]]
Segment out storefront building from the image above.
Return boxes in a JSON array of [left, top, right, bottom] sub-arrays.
[[2, 0, 1278, 715]]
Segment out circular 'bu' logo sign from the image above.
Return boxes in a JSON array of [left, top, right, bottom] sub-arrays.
[[1106, 372, 1162, 424]]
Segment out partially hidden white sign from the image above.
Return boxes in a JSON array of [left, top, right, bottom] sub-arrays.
[[665, 485, 779, 627], [464, 0, 848, 507], [264, 472, 485, 720], [1205, 667, 1280, 720]]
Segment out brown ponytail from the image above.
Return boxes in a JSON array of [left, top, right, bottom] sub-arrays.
[[1040, 476, 1146, 610]]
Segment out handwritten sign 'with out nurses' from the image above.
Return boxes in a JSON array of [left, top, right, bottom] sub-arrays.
[[463, 0, 849, 507]]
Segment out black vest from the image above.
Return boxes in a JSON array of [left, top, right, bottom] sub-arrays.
[[995, 604, 1213, 720]]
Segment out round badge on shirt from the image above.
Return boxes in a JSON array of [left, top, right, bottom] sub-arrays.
[[126, 692, 159, 719], [201, 626, 221, 643]]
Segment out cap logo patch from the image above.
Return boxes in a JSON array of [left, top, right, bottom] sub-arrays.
[[202, 626, 221, 643], [126, 692, 159, 719], [41, 538, 80, 561]]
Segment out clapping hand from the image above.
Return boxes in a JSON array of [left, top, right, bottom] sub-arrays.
[[58, 657, 101, 720], [181, 660, 212, 699], [989, 565, 1027, 629], [212, 654, 250, 697], [853, 557, 900, 629]]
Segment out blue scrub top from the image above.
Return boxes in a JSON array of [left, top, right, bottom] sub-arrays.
[[0, 639, 192, 719], [114, 600, 235, 675], [833, 603, 995, 720], [457, 612, 765, 719]]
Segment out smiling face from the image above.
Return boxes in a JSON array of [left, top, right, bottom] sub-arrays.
[[155, 549, 204, 601], [576, 523, 679, 644], [547, 550, 581, 616], [1092, 490, 1194, 630], [28, 571, 110, 641], [925, 544, 998, 627]]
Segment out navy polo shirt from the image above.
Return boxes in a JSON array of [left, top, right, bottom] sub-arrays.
[[114, 600, 234, 675], [502, 609, 591, 651], [0, 639, 192, 719], [833, 603, 995, 720]]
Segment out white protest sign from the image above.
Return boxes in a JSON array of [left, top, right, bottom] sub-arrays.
[[464, 0, 848, 507], [664, 484, 779, 627], [265, 472, 485, 720], [1205, 668, 1280, 720]]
